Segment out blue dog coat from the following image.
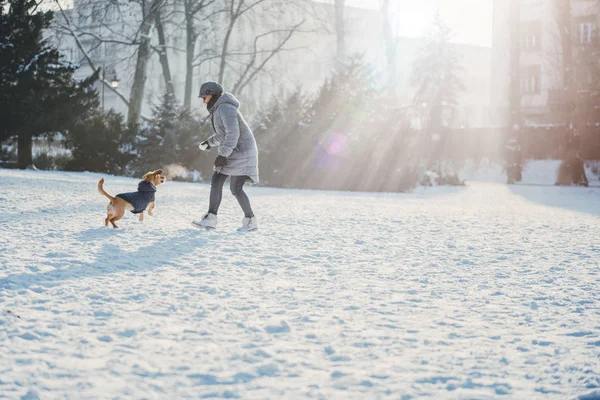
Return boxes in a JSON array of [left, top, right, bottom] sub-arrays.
[[116, 180, 156, 214]]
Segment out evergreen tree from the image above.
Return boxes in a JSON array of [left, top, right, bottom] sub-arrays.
[[410, 14, 465, 174], [65, 110, 137, 175], [133, 91, 204, 178], [253, 89, 309, 187], [411, 14, 465, 134], [0, 0, 99, 168], [137, 92, 179, 170]]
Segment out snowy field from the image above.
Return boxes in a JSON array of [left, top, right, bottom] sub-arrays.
[[1, 169, 599, 399], [458, 159, 600, 186]]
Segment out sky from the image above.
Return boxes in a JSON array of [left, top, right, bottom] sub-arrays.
[[341, 0, 494, 47]]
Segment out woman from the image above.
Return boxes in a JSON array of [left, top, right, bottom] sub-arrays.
[[192, 81, 259, 231]]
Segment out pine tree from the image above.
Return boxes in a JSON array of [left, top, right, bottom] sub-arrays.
[[65, 110, 137, 175], [133, 91, 203, 177], [140, 92, 179, 169], [411, 14, 465, 134], [0, 0, 99, 168], [410, 14, 465, 174]]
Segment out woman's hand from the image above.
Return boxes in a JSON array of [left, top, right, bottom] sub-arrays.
[[214, 155, 227, 167], [199, 140, 211, 151]]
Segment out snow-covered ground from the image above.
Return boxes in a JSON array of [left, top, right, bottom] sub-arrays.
[[1, 169, 599, 399], [459, 159, 600, 186]]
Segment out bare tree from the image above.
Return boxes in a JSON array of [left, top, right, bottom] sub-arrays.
[[508, 0, 522, 130], [232, 21, 306, 93], [506, 0, 522, 183], [334, 0, 345, 66], [52, 0, 326, 121], [554, 0, 576, 135], [52, 0, 170, 123], [217, 0, 270, 84], [204, 0, 316, 97], [180, 0, 219, 108], [155, 8, 175, 97], [53, 0, 132, 108], [380, 0, 399, 95], [128, 0, 165, 126]]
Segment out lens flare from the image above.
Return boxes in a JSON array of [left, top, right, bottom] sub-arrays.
[[314, 132, 349, 169], [326, 132, 348, 155]]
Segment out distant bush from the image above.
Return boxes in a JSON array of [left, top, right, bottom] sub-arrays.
[[33, 152, 71, 170], [63, 110, 137, 175], [556, 154, 588, 187]]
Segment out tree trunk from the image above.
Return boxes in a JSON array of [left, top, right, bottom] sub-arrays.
[[17, 133, 33, 169], [155, 11, 175, 98], [127, 0, 162, 127], [335, 0, 346, 67], [184, 0, 195, 109], [556, 0, 576, 148], [506, 0, 522, 183], [508, 0, 521, 129], [218, 21, 235, 85], [557, 0, 573, 96], [381, 0, 397, 95]]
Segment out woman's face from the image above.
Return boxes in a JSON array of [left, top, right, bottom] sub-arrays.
[[202, 94, 213, 105]]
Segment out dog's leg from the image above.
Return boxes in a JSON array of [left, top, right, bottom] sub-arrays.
[[147, 201, 155, 216], [139, 212, 144, 222], [106, 203, 116, 227], [111, 214, 124, 229], [111, 208, 126, 229]]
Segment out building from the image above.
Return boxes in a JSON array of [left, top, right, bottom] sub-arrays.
[[491, 0, 600, 126]]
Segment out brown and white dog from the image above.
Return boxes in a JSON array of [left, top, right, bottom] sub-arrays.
[[97, 170, 166, 228]]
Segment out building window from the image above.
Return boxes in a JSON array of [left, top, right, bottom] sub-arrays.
[[522, 33, 539, 49], [521, 76, 538, 94], [521, 65, 541, 94], [521, 21, 541, 51], [578, 22, 596, 43]]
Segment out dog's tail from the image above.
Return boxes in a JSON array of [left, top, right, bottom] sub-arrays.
[[97, 178, 116, 203]]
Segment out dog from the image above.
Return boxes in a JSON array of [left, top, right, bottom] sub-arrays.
[[97, 170, 166, 228]]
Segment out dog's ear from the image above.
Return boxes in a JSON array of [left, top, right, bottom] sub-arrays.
[[154, 169, 164, 175], [142, 172, 152, 180]]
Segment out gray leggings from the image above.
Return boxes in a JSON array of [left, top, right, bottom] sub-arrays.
[[208, 172, 254, 218]]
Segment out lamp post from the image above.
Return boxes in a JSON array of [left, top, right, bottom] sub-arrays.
[[102, 63, 105, 112], [101, 64, 119, 112], [111, 74, 119, 89]]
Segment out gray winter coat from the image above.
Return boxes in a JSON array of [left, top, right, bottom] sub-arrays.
[[206, 93, 259, 183]]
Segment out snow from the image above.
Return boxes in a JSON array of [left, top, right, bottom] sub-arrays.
[[16, 50, 53, 74], [458, 158, 506, 183], [459, 158, 600, 186], [1, 169, 599, 399]]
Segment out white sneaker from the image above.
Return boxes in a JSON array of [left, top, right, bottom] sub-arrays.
[[192, 212, 217, 230], [238, 216, 258, 232]]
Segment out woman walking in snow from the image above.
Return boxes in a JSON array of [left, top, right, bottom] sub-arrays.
[[192, 81, 259, 231]]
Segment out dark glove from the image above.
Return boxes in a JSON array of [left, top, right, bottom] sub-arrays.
[[214, 155, 227, 167], [199, 140, 211, 151]]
